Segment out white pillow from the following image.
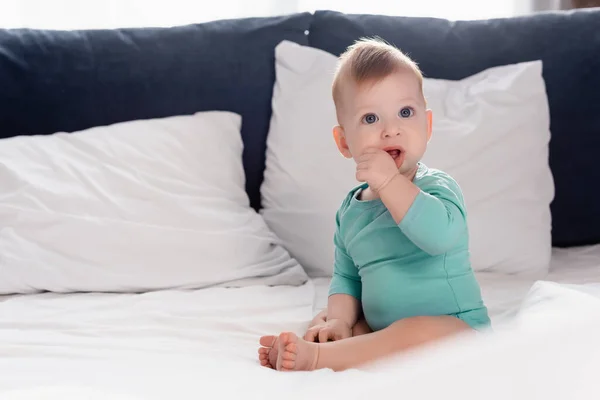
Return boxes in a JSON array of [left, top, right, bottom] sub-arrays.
[[261, 40, 554, 277], [0, 111, 307, 294]]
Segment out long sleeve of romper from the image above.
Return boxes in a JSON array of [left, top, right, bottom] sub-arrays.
[[328, 208, 362, 301], [397, 172, 468, 256]]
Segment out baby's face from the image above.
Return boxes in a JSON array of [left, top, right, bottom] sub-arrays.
[[334, 70, 432, 178]]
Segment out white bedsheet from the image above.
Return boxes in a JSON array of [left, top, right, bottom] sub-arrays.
[[0, 283, 321, 398], [2, 245, 600, 399]]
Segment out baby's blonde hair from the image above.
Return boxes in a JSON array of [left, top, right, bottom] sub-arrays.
[[331, 37, 424, 119]]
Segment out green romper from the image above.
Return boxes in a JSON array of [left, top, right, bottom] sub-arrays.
[[328, 163, 491, 331]]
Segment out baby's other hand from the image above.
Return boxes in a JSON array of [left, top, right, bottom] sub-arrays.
[[304, 318, 352, 343]]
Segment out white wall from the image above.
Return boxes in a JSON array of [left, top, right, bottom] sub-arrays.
[[0, 0, 561, 30]]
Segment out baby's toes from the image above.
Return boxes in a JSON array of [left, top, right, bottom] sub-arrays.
[[259, 335, 277, 347], [285, 342, 297, 354], [260, 359, 271, 368], [282, 350, 296, 361]]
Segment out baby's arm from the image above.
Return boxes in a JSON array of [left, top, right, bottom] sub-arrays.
[[379, 172, 466, 255], [327, 208, 362, 328], [305, 217, 362, 342], [327, 294, 360, 329]]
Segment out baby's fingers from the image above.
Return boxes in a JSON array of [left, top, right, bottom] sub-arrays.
[[334, 329, 350, 341], [318, 328, 336, 343], [356, 170, 368, 182], [303, 327, 320, 342]]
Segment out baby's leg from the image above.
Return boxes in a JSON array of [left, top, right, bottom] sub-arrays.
[[276, 315, 473, 372]]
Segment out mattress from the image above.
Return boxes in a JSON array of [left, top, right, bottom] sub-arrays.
[[1, 244, 600, 399]]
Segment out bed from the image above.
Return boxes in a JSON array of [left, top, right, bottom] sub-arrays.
[[2, 9, 600, 400], [2, 244, 600, 399]]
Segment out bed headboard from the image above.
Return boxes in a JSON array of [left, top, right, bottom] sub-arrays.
[[1, 9, 599, 248]]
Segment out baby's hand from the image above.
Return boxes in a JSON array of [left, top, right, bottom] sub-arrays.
[[303, 318, 352, 343], [356, 148, 399, 192]]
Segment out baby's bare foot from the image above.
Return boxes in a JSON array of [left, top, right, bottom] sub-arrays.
[[276, 332, 319, 371], [258, 335, 279, 368]]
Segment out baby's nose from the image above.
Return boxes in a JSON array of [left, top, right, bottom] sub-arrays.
[[383, 128, 401, 137]]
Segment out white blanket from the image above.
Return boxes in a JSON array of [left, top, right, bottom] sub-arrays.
[[1, 279, 600, 399]]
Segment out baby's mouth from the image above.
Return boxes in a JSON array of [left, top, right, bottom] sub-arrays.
[[386, 149, 401, 159], [384, 147, 405, 168]]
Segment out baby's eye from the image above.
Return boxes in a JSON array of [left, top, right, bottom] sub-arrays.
[[362, 113, 379, 124], [399, 107, 414, 118]]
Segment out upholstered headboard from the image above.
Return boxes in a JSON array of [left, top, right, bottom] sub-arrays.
[[1, 9, 599, 247]]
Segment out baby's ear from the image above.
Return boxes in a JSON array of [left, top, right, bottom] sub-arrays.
[[333, 126, 352, 158], [426, 109, 433, 142]]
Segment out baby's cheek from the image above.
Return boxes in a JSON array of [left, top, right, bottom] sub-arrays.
[[349, 137, 368, 154], [358, 133, 378, 148], [415, 142, 428, 158]]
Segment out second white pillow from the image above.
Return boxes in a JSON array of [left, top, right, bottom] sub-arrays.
[[261, 40, 554, 278]]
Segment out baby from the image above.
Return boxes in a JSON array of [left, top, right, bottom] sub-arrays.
[[258, 38, 490, 372]]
